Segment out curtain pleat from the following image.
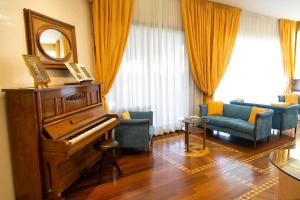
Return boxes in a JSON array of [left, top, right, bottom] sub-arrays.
[[55, 40, 60, 58], [62, 36, 70, 57], [181, 0, 240, 102], [279, 19, 297, 94], [92, 0, 134, 111]]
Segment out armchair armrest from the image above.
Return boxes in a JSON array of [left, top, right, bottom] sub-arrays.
[[119, 119, 149, 126], [278, 95, 285, 102], [281, 105, 299, 130], [278, 95, 300, 104], [254, 110, 273, 140], [199, 104, 208, 116], [115, 119, 151, 150], [129, 111, 153, 125]]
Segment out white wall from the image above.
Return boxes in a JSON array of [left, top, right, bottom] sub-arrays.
[[0, 0, 94, 199]]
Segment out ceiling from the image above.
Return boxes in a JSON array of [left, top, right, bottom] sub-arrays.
[[211, 0, 300, 21]]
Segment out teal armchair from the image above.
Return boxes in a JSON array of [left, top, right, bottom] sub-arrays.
[[278, 95, 300, 113], [231, 100, 298, 137], [115, 111, 155, 151]]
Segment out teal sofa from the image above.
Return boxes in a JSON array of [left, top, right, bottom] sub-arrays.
[[278, 95, 300, 113], [115, 111, 155, 151], [230, 100, 298, 137], [200, 103, 273, 147]]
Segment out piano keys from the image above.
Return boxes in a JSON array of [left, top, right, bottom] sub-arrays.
[[3, 84, 119, 200]]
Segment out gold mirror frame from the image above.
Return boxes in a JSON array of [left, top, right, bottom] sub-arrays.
[[24, 9, 78, 69]]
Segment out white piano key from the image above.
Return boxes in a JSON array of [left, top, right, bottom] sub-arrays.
[[68, 118, 117, 145]]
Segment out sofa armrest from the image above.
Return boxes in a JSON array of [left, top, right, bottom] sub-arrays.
[[254, 110, 273, 140], [199, 104, 208, 116], [129, 111, 153, 125]]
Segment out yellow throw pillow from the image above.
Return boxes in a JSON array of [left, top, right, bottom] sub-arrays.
[[121, 111, 131, 119], [248, 107, 267, 125], [285, 94, 298, 104], [207, 101, 224, 116], [271, 102, 290, 107]]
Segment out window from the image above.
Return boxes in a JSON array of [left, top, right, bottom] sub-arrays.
[[107, 25, 195, 134], [215, 11, 286, 103]]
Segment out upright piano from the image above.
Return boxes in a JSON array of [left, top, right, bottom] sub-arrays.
[[3, 84, 119, 200]]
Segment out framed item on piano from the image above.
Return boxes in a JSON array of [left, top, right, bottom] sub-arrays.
[[65, 62, 94, 82], [77, 64, 95, 81], [22, 55, 51, 88]]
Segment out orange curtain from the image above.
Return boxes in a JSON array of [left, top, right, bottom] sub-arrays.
[[62, 36, 70, 57], [181, 0, 240, 102], [55, 40, 60, 58], [92, 0, 134, 111], [279, 19, 297, 94]]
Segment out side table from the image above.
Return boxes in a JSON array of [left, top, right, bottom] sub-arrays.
[[180, 117, 208, 152]]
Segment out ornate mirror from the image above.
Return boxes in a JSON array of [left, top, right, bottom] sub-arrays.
[[24, 9, 78, 69]]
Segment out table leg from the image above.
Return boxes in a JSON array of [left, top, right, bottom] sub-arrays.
[[185, 123, 189, 152]]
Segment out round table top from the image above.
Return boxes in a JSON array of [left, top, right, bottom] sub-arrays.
[[269, 149, 300, 181]]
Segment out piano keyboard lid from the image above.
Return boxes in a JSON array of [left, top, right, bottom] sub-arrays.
[[43, 107, 109, 140]]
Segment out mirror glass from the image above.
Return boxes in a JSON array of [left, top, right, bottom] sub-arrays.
[[39, 29, 71, 59]]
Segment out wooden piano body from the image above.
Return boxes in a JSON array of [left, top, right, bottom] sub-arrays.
[[3, 84, 119, 200]]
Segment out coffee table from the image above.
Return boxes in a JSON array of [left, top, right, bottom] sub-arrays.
[[269, 149, 300, 199], [180, 117, 208, 152]]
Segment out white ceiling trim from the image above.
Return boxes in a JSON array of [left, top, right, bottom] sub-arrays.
[[211, 0, 300, 21]]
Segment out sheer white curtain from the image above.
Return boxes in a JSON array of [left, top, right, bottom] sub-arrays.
[[107, 0, 200, 135], [215, 11, 286, 103]]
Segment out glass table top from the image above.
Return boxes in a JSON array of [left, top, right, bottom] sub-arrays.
[[269, 149, 300, 181], [179, 116, 208, 124]]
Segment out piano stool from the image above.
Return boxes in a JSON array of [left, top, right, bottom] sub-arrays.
[[94, 139, 123, 183]]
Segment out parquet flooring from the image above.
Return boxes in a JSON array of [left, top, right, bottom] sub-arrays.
[[65, 124, 299, 200]]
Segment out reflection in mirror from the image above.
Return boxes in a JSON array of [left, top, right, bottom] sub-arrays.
[[39, 29, 71, 59]]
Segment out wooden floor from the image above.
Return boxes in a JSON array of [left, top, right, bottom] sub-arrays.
[[65, 124, 299, 200]]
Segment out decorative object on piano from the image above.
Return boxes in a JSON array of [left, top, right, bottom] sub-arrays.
[[77, 64, 95, 81], [65, 62, 94, 83], [24, 9, 78, 69], [22, 55, 51, 88]]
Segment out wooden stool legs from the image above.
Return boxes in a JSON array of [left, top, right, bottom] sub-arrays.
[[98, 149, 122, 183], [112, 149, 122, 176], [94, 139, 122, 183]]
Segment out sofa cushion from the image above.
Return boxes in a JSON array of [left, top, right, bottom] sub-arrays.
[[224, 119, 254, 134], [121, 111, 131, 119], [248, 107, 267, 124], [271, 102, 290, 107], [202, 116, 234, 127], [203, 115, 254, 134], [285, 94, 298, 104], [207, 101, 224, 116], [223, 104, 252, 121]]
